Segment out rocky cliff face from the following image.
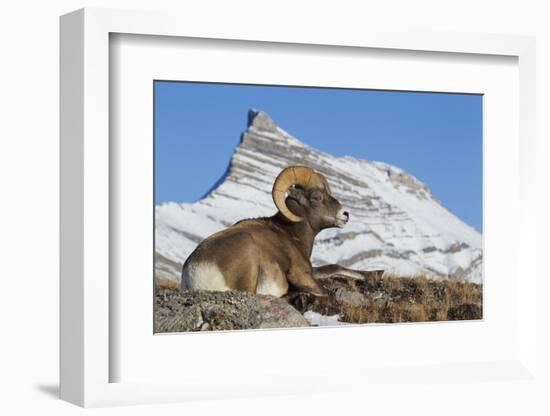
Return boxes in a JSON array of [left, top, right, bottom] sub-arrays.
[[155, 110, 482, 283]]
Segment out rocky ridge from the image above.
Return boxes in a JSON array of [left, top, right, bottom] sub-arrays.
[[155, 272, 482, 332]]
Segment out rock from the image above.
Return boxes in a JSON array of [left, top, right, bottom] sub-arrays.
[[256, 295, 309, 329], [247, 109, 278, 132], [155, 287, 307, 332], [334, 287, 369, 308], [155, 304, 203, 332]]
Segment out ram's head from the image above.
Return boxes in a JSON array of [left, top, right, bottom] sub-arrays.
[[272, 166, 349, 230]]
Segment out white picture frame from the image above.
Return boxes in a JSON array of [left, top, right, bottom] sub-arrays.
[[60, 8, 538, 408]]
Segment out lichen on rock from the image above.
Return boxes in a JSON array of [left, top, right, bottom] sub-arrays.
[[155, 287, 308, 333]]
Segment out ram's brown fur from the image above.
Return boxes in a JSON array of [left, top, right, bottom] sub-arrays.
[[181, 166, 350, 297]]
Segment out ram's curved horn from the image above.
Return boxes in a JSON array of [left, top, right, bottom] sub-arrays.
[[272, 166, 326, 222]]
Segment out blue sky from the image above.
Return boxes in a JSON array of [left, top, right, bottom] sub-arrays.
[[155, 81, 483, 231]]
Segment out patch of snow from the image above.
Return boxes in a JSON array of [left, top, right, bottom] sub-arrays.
[[303, 311, 347, 327]]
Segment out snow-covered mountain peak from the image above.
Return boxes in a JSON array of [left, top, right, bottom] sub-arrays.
[[247, 108, 277, 131], [155, 110, 482, 284], [242, 109, 302, 148]]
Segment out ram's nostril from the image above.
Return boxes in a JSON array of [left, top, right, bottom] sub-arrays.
[[343, 211, 350, 219]]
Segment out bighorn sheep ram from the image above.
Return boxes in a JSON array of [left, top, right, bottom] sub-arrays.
[[181, 166, 352, 297]]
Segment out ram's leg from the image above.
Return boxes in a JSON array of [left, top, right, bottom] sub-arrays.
[[287, 264, 326, 297], [313, 264, 384, 280]]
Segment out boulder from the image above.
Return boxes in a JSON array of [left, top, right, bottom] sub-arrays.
[[155, 287, 308, 333]]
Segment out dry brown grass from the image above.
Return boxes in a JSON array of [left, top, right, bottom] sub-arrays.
[[155, 277, 180, 291], [155, 273, 483, 324], [288, 273, 482, 323]]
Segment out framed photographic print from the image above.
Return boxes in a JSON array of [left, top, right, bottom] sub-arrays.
[[60, 7, 538, 408], [153, 82, 484, 333]]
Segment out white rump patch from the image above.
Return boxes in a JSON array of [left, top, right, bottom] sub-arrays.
[[181, 262, 229, 291], [256, 278, 287, 297]]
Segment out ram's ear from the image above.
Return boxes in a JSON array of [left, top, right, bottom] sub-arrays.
[[287, 185, 308, 206]]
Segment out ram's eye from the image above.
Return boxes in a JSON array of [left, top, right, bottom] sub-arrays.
[[312, 194, 323, 202]]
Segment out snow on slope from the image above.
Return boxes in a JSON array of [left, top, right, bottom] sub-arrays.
[[155, 110, 483, 283]]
